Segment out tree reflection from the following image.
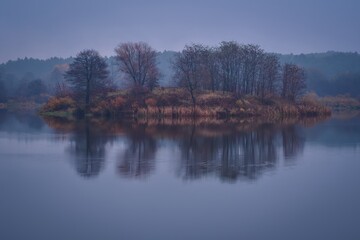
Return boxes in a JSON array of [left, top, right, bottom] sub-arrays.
[[41, 116, 326, 182], [44, 117, 113, 178], [282, 125, 305, 161], [69, 121, 107, 178], [117, 123, 157, 179], [177, 123, 279, 182], [233, 124, 278, 180]]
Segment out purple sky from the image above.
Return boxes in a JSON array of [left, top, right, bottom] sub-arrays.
[[1, 0, 359, 63]]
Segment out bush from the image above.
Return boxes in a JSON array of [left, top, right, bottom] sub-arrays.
[[302, 92, 320, 106], [110, 96, 126, 110], [145, 98, 157, 107], [90, 96, 127, 116], [41, 97, 75, 112]]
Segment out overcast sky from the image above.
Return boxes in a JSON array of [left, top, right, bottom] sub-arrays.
[[0, 0, 359, 63]]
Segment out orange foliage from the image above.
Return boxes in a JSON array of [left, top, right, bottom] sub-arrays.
[[145, 98, 157, 107], [41, 97, 75, 112], [110, 96, 126, 109]]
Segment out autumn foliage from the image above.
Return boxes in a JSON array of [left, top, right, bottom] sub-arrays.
[[41, 97, 76, 112]]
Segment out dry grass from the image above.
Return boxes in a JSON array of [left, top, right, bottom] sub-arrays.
[[41, 87, 332, 119]]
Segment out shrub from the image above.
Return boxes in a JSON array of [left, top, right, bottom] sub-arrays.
[[302, 92, 320, 106], [145, 98, 157, 107], [110, 96, 126, 110], [41, 97, 75, 112], [90, 100, 109, 116]]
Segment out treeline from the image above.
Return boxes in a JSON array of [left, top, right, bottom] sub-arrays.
[[0, 61, 70, 103], [0, 53, 172, 104], [173, 42, 305, 105], [0, 72, 49, 104], [0, 47, 360, 105], [55, 42, 307, 115]]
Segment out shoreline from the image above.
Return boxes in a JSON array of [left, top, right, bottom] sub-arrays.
[[39, 88, 332, 120]]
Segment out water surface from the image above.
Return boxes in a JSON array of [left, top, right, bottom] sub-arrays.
[[0, 111, 359, 240]]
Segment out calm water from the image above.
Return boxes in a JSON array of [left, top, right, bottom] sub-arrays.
[[0, 111, 359, 240]]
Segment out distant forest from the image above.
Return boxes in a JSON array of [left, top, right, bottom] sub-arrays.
[[0, 50, 359, 103]]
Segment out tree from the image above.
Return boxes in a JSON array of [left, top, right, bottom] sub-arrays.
[[65, 49, 110, 113], [48, 64, 69, 94], [2, 73, 18, 98], [0, 75, 7, 103], [26, 79, 47, 97], [17, 72, 35, 98], [281, 64, 306, 101], [258, 54, 280, 98], [173, 44, 207, 111], [217, 41, 242, 93], [199, 46, 220, 92], [115, 42, 160, 90], [240, 44, 264, 95]]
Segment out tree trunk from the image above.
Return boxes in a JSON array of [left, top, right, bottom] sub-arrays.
[[190, 90, 196, 118], [85, 78, 90, 114]]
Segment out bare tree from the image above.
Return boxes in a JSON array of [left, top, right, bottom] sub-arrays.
[[217, 41, 242, 93], [48, 64, 69, 94], [246, 44, 264, 95], [281, 64, 306, 101], [173, 44, 207, 111], [55, 81, 72, 97], [65, 49, 110, 113], [258, 54, 280, 98], [115, 42, 160, 90], [200, 46, 220, 92]]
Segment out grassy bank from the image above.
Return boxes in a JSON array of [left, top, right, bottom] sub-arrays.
[[39, 88, 331, 119]]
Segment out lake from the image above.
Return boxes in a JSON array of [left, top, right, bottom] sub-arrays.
[[0, 111, 359, 240]]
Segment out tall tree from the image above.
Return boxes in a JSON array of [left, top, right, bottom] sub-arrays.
[[173, 44, 207, 110], [258, 54, 280, 98], [240, 44, 264, 95], [199, 46, 220, 92], [115, 42, 160, 90], [65, 49, 110, 113], [217, 41, 242, 93], [281, 64, 306, 101]]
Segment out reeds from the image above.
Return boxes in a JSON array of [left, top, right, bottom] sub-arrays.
[[40, 88, 332, 119]]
